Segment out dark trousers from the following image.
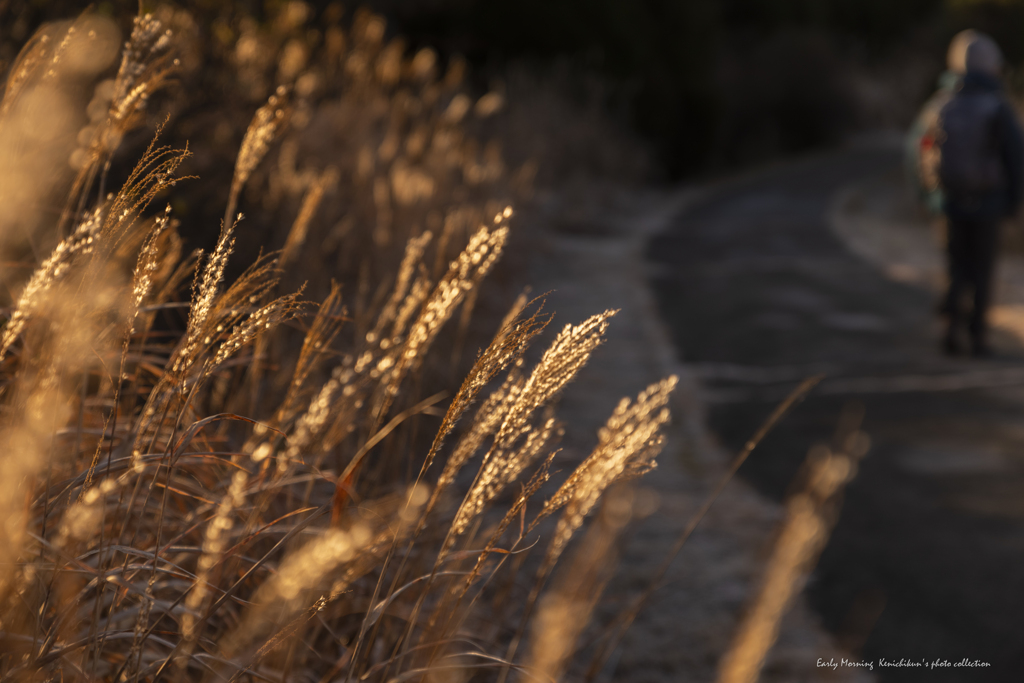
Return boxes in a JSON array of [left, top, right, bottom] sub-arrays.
[[944, 216, 1000, 343]]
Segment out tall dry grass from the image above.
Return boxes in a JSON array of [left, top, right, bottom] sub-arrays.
[[716, 406, 871, 683], [0, 8, 678, 683]]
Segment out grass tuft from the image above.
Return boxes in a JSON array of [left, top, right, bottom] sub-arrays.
[[0, 8, 679, 682]]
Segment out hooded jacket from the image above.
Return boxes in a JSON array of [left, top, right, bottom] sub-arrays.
[[942, 71, 1024, 221]]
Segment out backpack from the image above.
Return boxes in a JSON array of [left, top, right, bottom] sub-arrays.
[[936, 88, 1005, 197], [908, 84, 954, 214], [917, 102, 946, 196]]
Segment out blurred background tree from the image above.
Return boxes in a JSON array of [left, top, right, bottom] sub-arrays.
[[369, 0, 1024, 175], [5, 0, 1024, 178]]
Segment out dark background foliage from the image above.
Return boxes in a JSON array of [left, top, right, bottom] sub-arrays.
[[6, 0, 1024, 177], [365, 0, 1024, 175]]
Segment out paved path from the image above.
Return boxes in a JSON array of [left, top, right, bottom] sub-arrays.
[[519, 183, 869, 683], [648, 142, 1024, 682]]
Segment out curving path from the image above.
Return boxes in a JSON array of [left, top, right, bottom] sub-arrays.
[[519, 183, 869, 683], [648, 140, 1024, 682]]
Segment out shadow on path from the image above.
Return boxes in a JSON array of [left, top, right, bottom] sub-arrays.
[[649, 143, 1024, 682]]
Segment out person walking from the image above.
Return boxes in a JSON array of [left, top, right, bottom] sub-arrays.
[[934, 32, 1024, 356]]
